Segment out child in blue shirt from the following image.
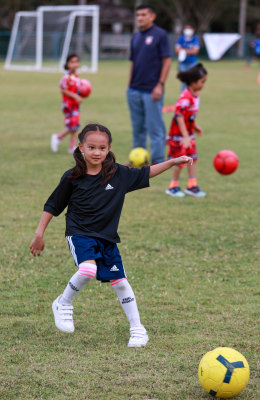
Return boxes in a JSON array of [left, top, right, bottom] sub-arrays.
[[176, 24, 200, 91], [244, 22, 260, 72]]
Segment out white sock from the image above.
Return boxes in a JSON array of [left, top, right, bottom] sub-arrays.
[[60, 262, 97, 305], [111, 279, 141, 328]]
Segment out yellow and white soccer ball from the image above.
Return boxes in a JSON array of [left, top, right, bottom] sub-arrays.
[[198, 347, 250, 398], [128, 147, 150, 168]]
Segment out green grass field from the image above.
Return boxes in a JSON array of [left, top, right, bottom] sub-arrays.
[[0, 60, 259, 400]]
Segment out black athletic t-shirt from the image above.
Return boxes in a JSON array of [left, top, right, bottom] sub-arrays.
[[44, 164, 150, 243]]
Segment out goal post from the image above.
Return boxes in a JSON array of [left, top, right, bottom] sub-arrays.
[[5, 5, 100, 73], [37, 5, 99, 73], [59, 10, 99, 73], [4, 11, 38, 71]]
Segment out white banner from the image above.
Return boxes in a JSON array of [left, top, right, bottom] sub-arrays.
[[203, 33, 241, 61]]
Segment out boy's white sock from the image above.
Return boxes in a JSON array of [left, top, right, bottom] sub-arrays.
[[111, 279, 141, 328], [60, 263, 97, 305]]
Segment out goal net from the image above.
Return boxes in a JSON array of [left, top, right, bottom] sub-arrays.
[[5, 5, 99, 73], [4, 11, 38, 71]]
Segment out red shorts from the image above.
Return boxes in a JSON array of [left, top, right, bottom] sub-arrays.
[[167, 137, 198, 167], [62, 103, 80, 131]]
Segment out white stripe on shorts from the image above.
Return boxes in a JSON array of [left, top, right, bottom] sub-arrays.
[[122, 262, 127, 278], [66, 236, 78, 266]]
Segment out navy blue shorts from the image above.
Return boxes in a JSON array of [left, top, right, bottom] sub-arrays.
[[66, 235, 126, 282]]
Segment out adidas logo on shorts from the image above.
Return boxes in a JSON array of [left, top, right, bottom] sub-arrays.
[[105, 184, 114, 190], [110, 265, 119, 272]]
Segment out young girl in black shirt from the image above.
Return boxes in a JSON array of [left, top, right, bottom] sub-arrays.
[[30, 123, 192, 347]]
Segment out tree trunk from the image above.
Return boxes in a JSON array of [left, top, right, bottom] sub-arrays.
[[238, 0, 247, 57]]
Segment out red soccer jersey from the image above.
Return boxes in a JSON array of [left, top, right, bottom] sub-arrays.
[[60, 72, 80, 108], [168, 88, 200, 139]]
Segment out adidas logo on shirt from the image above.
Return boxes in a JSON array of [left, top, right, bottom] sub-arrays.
[[110, 265, 119, 272], [105, 184, 114, 190]]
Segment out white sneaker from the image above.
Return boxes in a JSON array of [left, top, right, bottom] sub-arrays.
[[184, 186, 206, 197], [165, 187, 185, 198], [52, 295, 74, 333], [51, 134, 60, 152], [128, 325, 149, 347]]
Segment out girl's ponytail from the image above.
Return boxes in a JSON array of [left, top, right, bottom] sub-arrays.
[[102, 151, 116, 185], [177, 63, 207, 85], [69, 147, 86, 178]]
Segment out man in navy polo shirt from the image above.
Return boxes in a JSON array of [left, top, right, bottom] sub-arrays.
[[127, 4, 171, 164]]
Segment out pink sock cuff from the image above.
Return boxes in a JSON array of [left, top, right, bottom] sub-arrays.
[[110, 278, 127, 286], [78, 262, 97, 278]]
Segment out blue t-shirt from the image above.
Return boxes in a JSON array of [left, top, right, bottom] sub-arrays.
[[253, 38, 260, 56], [176, 34, 200, 65], [129, 24, 171, 92]]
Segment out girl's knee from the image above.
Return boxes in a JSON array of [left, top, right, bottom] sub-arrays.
[[78, 262, 97, 279]]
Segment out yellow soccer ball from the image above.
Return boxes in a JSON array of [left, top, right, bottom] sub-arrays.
[[128, 147, 150, 168], [198, 347, 250, 398]]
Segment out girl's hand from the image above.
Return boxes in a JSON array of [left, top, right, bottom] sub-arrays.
[[173, 156, 193, 166], [30, 235, 45, 257], [182, 136, 191, 149]]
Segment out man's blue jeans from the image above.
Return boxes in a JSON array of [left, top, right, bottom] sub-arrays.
[[127, 88, 166, 164]]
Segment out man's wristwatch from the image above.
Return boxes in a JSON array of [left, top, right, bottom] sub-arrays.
[[158, 81, 164, 86]]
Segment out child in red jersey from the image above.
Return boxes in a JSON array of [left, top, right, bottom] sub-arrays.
[[51, 54, 82, 154], [166, 63, 207, 198]]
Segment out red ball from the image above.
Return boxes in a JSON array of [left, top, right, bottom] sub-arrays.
[[213, 150, 239, 175], [79, 79, 92, 98]]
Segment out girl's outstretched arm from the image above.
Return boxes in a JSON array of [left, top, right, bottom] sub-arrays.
[[30, 211, 54, 256], [149, 156, 193, 178]]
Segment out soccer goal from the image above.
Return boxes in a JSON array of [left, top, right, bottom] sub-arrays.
[[4, 11, 38, 71], [5, 5, 100, 73]]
